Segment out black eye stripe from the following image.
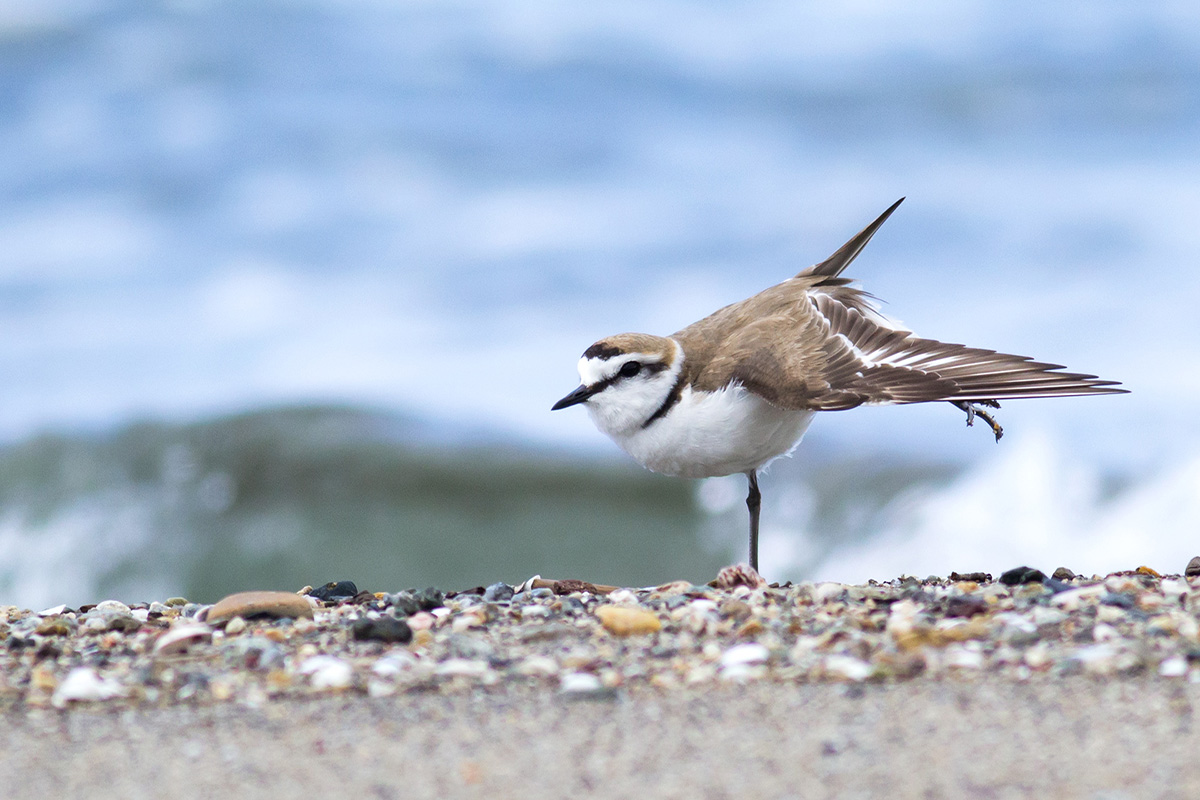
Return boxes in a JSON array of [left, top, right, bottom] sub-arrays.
[[583, 359, 670, 397], [618, 360, 668, 379]]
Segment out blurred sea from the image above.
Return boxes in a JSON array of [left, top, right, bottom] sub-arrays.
[[1, 1, 1198, 607]]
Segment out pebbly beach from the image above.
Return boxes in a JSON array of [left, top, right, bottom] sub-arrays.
[[3, 564, 1200, 797]]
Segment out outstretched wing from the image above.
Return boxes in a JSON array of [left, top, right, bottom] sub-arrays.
[[674, 200, 1126, 411]]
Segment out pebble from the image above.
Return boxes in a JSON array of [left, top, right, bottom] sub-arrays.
[[351, 617, 413, 644], [36, 617, 75, 636], [516, 655, 559, 677], [1050, 584, 1106, 611], [154, 623, 213, 655], [945, 645, 985, 670], [413, 587, 446, 611], [52, 667, 125, 707], [720, 642, 770, 669], [1160, 655, 1189, 678], [94, 600, 132, 616], [435, 659, 491, 679], [206, 591, 315, 623], [813, 582, 847, 604], [8, 564, 1200, 711], [483, 583, 514, 603], [559, 671, 615, 699], [946, 595, 989, 618], [308, 581, 359, 602], [299, 656, 354, 689], [387, 592, 421, 617], [596, 606, 661, 636], [999, 566, 1047, 586], [823, 655, 873, 682]]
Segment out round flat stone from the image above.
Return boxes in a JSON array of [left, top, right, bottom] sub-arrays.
[[206, 591, 315, 623], [596, 605, 661, 636]]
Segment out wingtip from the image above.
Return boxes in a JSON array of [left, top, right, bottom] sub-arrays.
[[802, 197, 907, 280]]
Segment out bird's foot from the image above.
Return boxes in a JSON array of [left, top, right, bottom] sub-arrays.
[[952, 400, 1003, 442]]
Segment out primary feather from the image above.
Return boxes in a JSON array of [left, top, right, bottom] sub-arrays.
[[673, 198, 1124, 412]]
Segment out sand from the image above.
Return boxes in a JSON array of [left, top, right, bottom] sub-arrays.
[[3, 677, 1197, 800]]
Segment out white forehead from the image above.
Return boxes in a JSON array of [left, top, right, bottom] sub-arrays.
[[577, 354, 633, 385]]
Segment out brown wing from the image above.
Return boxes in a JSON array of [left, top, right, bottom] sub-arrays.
[[673, 200, 1126, 410]]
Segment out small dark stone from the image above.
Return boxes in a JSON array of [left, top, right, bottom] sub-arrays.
[[309, 581, 359, 601], [350, 590, 378, 605], [388, 592, 420, 617], [1051, 567, 1077, 581], [558, 596, 587, 614], [1101, 592, 1136, 609], [552, 579, 600, 595], [945, 595, 989, 618], [413, 587, 446, 611], [351, 617, 413, 644], [902, 588, 936, 606], [1186, 557, 1200, 578], [35, 639, 61, 660], [106, 615, 142, 633], [1042, 578, 1073, 594], [999, 566, 1047, 586], [483, 582, 514, 603]]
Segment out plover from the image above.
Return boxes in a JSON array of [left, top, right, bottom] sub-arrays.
[[552, 199, 1125, 572]]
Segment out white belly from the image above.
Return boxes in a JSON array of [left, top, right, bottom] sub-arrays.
[[593, 384, 815, 478]]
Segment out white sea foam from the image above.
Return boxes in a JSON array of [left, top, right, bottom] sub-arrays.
[[806, 432, 1200, 582], [0, 494, 179, 611]]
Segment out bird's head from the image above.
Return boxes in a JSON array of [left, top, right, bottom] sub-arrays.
[[552, 333, 683, 435]]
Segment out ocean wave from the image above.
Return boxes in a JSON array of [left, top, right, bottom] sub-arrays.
[[806, 431, 1200, 582]]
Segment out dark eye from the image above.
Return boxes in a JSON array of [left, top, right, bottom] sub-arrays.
[[618, 360, 642, 378]]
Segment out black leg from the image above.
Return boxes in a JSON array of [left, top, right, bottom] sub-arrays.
[[746, 470, 761, 572]]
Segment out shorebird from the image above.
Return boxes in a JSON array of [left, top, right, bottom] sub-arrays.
[[552, 199, 1125, 572]]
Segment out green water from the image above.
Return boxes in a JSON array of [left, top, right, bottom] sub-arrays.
[[0, 406, 727, 605]]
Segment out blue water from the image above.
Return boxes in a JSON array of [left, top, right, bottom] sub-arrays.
[[1, 1, 1198, 606]]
